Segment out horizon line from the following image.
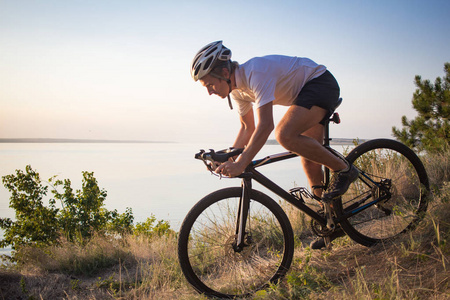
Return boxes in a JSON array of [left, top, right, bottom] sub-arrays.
[[0, 138, 176, 144], [0, 137, 364, 145]]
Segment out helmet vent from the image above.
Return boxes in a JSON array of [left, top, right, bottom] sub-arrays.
[[192, 56, 200, 68], [203, 57, 214, 70], [205, 46, 218, 57], [194, 65, 201, 77], [220, 49, 231, 60]]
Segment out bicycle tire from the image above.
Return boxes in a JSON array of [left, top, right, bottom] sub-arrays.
[[335, 139, 430, 246], [178, 187, 295, 298]]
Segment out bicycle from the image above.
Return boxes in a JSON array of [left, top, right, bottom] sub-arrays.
[[177, 103, 430, 298]]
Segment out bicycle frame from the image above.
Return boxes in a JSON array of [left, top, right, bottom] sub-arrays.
[[233, 152, 398, 251], [233, 148, 397, 250]]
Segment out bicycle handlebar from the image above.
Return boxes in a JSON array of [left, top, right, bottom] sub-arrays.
[[195, 148, 244, 174], [195, 148, 244, 162]]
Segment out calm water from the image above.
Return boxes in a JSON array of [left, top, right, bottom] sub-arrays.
[[0, 142, 348, 255]]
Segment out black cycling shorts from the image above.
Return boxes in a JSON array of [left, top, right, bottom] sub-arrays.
[[293, 70, 340, 125]]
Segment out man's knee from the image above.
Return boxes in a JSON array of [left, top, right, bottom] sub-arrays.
[[275, 126, 295, 149]]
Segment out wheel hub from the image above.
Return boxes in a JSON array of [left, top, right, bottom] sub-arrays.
[[224, 234, 254, 260]]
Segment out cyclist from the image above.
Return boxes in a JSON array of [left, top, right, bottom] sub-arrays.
[[190, 41, 358, 249]]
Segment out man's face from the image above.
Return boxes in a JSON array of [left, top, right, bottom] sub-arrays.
[[199, 74, 229, 98]]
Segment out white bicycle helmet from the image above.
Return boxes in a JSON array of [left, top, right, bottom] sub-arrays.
[[191, 41, 232, 81]]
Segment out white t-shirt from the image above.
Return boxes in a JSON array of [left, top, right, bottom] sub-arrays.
[[231, 55, 327, 116]]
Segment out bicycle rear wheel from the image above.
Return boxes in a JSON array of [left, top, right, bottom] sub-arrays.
[[178, 187, 294, 298], [335, 139, 429, 246]]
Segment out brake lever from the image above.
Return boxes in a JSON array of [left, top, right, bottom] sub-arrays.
[[197, 154, 223, 178], [195, 148, 245, 179]]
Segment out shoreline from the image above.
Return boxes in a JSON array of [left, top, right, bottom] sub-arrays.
[[0, 138, 174, 144], [0, 138, 362, 145]]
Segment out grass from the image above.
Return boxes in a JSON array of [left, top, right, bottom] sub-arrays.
[[1, 149, 449, 299]]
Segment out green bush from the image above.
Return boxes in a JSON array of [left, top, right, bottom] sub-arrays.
[[50, 171, 135, 242], [0, 166, 136, 251], [1, 166, 59, 249], [133, 215, 174, 239]]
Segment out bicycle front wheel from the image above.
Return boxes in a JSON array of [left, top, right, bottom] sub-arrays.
[[336, 139, 430, 246], [178, 187, 294, 298]]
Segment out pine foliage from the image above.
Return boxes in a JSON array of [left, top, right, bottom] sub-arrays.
[[393, 62, 450, 153]]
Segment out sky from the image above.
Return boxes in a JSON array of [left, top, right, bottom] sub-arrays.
[[1, 0, 449, 143]]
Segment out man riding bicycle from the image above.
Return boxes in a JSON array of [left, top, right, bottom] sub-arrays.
[[190, 41, 358, 249]]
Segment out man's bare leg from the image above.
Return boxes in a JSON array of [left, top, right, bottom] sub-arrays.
[[276, 105, 357, 249], [300, 124, 326, 199], [275, 105, 347, 174]]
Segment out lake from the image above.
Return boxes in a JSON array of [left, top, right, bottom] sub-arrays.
[[0, 142, 350, 255]]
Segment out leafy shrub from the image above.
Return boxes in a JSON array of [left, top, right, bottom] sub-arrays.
[[0, 166, 135, 251], [133, 215, 174, 239], [1, 166, 59, 249]]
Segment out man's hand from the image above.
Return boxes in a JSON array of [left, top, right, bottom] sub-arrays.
[[215, 161, 245, 177]]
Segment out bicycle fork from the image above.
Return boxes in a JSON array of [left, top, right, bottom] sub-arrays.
[[234, 177, 252, 252]]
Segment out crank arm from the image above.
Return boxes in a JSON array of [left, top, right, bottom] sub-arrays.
[[322, 201, 336, 230]]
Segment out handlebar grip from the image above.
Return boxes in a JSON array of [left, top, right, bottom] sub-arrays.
[[195, 148, 244, 163], [210, 148, 244, 162]]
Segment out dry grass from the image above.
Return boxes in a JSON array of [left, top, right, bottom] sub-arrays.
[[1, 149, 449, 299], [0, 233, 195, 300], [291, 197, 450, 299]]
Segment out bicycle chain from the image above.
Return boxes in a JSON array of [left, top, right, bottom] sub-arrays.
[[310, 210, 334, 237]]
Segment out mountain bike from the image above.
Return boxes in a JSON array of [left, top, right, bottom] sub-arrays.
[[177, 107, 430, 298]]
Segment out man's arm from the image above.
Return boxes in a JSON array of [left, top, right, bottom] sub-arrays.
[[217, 102, 274, 176], [235, 102, 274, 167], [233, 108, 255, 149]]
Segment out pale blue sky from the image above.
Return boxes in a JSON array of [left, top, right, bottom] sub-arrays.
[[1, 0, 449, 143]]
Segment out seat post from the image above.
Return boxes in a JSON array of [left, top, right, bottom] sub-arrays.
[[324, 97, 342, 147], [324, 120, 331, 147], [322, 97, 342, 191], [323, 110, 341, 190], [321, 119, 331, 192]]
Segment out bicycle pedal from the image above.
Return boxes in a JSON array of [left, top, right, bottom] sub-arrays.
[[289, 187, 307, 202]]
